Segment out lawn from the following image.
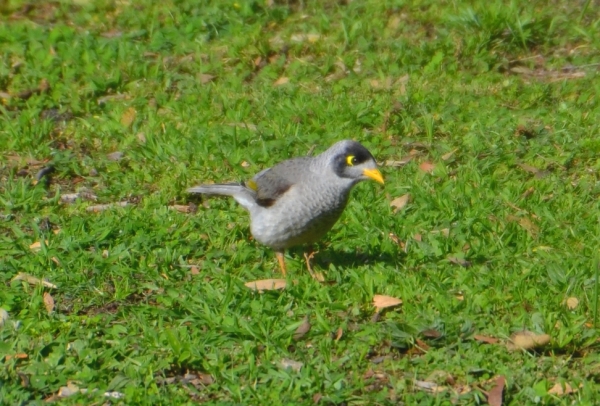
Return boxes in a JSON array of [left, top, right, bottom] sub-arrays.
[[1, 0, 600, 404]]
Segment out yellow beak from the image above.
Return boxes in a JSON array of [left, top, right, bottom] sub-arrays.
[[362, 168, 384, 184]]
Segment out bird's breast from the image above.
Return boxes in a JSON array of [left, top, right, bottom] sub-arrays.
[[249, 183, 350, 250]]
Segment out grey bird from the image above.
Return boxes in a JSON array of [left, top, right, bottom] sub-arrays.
[[187, 140, 384, 279]]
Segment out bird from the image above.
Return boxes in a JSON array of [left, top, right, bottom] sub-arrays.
[[187, 140, 384, 279]]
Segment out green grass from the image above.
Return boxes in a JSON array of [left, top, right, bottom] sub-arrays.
[[2, 0, 600, 404]]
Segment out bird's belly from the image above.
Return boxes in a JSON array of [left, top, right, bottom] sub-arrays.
[[250, 188, 348, 250]]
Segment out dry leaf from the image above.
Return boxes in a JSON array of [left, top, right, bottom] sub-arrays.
[[373, 294, 402, 310], [414, 380, 445, 393], [279, 358, 303, 372], [447, 256, 471, 267], [293, 317, 311, 340], [0, 308, 9, 326], [384, 156, 413, 166], [421, 329, 442, 338], [518, 163, 540, 174], [419, 161, 435, 173], [518, 217, 539, 236], [520, 187, 535, 199], [273, 77, 289, 86], [508, 215, 540, 237], [290, 33, 320, 43], [198, 73, 215, 84], [431, 228, 450, 238], [5, 353, 28, 361], [473, 334, 499, 344], [29, 241, 48, 252], [334, 327, 343, 341], [565, 297, 579, 310], [86, 202, 129, 212], [58, 382, 80, 397], [507, 331, 550, 351], [487, 376, 505, 406], [413, 233, 422, 242], [12, 272, 57, 289], [137, 132, 146, 143], [547, 382, 576, 396], [43, 292, 55, 314], [390, 194, 410, 213], [169, 205, 192, 213], [388, 233, 405, 250], [190, 265, 200, 275], [107, 151, 124, 161], [441, 149, 458, 161], [245, 279, 287, 291], [120, 107, 136, 127]]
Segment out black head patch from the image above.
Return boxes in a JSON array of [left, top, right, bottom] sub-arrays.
[[332, 141, 376, 178]]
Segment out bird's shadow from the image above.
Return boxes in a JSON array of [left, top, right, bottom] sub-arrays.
[[289, 245, 402, 271]]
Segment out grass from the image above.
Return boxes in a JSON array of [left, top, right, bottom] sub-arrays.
[[1, 0, 600, 403]]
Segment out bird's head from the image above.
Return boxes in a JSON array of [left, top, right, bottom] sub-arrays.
[[325, 140, 384, 185]]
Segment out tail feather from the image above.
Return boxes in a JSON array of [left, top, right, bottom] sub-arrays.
[[187, 183, 245, 196], [187, 183, 257, 211]]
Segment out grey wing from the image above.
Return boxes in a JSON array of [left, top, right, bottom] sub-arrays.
[[252, 158, 311, 207]]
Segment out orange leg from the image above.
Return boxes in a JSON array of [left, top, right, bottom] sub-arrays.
[[275, 251, 287, 276]]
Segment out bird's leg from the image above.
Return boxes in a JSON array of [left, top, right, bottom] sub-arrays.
[[303, 250, 324, 282], [275, 251, 287, 276]]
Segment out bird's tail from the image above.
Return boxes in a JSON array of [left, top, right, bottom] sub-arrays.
[[187, 183, 257, 211]]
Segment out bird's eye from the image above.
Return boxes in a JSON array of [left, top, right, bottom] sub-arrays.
[[346, 155, 357, 166]]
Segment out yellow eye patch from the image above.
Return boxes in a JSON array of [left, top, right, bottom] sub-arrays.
[[346, 155, 356, 166]]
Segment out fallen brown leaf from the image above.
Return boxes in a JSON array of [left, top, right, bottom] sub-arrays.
[[86, 202, 129, 212], [487, 376, 505, 406], [5, 353, 28, 361], [421, 329, 442, 338], [168, 205, 192, 213], [520, 187, 535, 199], [107, 151, 124, 161], [507, 331, 550, 351], [388, 233, 405, 250], [447, 256, 471, 267], [120, 107, 136, 127], [273, 77, 289, 86], [419, 161, 435, 173], [12, 272, 57, 289], [293, 317, 311, 341], [373, 294, 402, 310], [473, 334, 499, 344], [57, 381, 80, 398], [245, 279, 287, 291], [390, 194, 410, 213], [198, 73, 215, 84], [547, 382, 576, 396], [384, 156, 413, 166], [413, 233, 422, 242], [518, 163, 540, 174], [415, 338, 430, 351], [441, 149, 458, 161], [279, 358, 303, 372], [414, 380, 445, 393], [29, 241, 48, 252], [565, 297, 579, 310], [334, 327, 343, 341], [43, 292, 55, 314]]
